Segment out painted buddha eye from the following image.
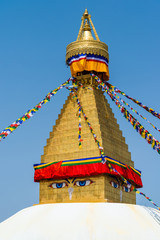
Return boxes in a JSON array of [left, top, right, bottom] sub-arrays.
[[74, 180, 93, 187], [110, 181, 119, 189], [123, 186, 131, 192], [50, 182, 68, 189]]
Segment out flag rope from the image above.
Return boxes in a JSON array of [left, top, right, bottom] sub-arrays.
[[70, 84, 160, 211], [0, 78, 72, 141], [91, 74, 160, 154], [111, 89, 160, 132], [106, 81, 160, 119], [74, 81, 160, 133]]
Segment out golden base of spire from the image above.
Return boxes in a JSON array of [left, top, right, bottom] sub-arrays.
[[66, 40, 109, 62]]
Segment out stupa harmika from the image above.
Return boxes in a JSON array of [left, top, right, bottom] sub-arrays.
[[0, 9, 160, 240]]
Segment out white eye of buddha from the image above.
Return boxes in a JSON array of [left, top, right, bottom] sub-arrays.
[[50, 182, 68, 189], [110, 181, 119, 189], [123, 186, 131, 192], [74, 180, 93, 187]]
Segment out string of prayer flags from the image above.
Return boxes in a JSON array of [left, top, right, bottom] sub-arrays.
[[92, 74, 160, 154], [72, 89, 114, 171], [77, 81, 160, 132], [106, 87, 160, 154], [67, 86, 110, 167], [66, 86, 83, 148], [78, 106, 82, 148], [98, 150, 160, 211], [111, 90, 160, 133], [106, 82, 160, 120], [0, 78, 72, 141], [135, 189, 160, 211], [116, 174, 160, 211], [70, 88, 106, 163], [107, 165, 159, 213]]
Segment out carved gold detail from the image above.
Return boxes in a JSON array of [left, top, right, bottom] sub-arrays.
[[66, 40, 109, 62]]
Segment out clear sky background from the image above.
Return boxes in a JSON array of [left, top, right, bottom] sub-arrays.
[[0, 0, 160, 222]]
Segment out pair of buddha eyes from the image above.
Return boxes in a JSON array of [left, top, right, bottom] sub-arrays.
[[110, 181, 132, 192], [50, 180, 93, 189]]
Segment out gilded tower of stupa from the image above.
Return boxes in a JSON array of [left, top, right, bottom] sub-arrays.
[[35, 9, 142, 205]]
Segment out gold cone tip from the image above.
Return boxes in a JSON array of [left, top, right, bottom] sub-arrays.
[[84, 9, 89, 17], [76, 9, 99, 41]]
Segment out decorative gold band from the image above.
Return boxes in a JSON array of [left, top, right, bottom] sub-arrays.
[[66, 40, 109, 63]]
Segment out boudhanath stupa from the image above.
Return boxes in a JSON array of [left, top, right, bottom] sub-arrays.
[[0, 9, 160, 240]]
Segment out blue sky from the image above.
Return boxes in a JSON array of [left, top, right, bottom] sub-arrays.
[[0, 0, 160, 222]]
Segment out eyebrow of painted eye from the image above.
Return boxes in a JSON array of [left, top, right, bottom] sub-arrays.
[[72, 177, 77, 183], [65, 179, 70, 184]]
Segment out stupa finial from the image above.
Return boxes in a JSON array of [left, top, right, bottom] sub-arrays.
[[66, 9, 109, 80], [84, 8, 88, 16], [76, 9, 99, 41]]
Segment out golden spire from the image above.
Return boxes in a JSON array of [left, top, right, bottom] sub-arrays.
[[66, 9, 109, 63], [77, 8, 99, 41], [66, 9, 109, 80], [80, 19, 94, 41]]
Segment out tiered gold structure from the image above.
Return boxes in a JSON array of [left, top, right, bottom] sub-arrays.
[[39, 10, 136, 204]]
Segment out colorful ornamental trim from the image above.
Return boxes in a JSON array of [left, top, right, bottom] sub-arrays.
[[34, 156, 142, 188], [67, 53, 109, 79], [67, 53, 109, 66]]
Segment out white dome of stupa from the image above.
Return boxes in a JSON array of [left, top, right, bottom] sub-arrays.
[[0, 203, 160, 240]]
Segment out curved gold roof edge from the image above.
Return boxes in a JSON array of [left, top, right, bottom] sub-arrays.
[[66, 40, 109, 62]]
